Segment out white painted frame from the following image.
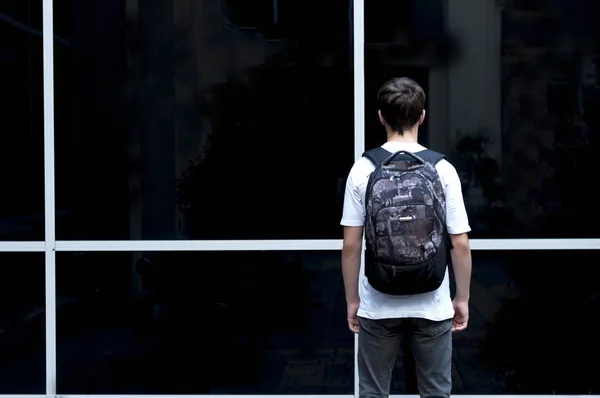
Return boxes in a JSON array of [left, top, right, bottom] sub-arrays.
[[50, 394, 599, 398], [53, 396, 600, 398], [3, 239, 600, 253], [0, 0, 588, 396]]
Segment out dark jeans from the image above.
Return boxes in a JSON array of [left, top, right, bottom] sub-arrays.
[[358, 316, 453, 398]]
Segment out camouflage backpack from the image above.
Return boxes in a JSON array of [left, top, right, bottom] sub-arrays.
[[363, 148, 451, 295]]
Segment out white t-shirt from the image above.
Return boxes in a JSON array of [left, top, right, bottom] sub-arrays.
[[341, 141, 471, 321]]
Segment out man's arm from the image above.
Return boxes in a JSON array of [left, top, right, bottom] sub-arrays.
[[342, 226, 363, 303], [442, 161, 472, 301], [340, 169, 365, 304], [340, 166, 366, 333], [441, 161, 472, 331], [450, 233, 471, 302]]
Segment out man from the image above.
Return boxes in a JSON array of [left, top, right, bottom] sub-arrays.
[[341, 77, 472, 398]]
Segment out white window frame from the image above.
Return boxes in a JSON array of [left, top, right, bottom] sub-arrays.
[[0, 0, 587, 396]]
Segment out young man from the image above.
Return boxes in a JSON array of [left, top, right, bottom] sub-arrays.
[[341, 77, 472, 398]]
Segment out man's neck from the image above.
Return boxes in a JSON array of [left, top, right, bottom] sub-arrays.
[[386, 126, 419, 144]]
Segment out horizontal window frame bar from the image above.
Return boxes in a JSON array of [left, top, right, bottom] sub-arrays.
[[53, 395, 600, 398], [0, 396, 46, 398], [0, 241, 46, 252], [57, 396, 352, 398], [48, 239, 600, 252], [0, 239, 598, 252], [0, 392, 595, 397]]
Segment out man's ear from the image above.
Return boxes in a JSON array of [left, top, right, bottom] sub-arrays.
[[378, 110, 386, 126], [418, 109, 426, 125]]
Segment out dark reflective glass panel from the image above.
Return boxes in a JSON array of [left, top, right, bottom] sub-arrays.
[[366, 0, 600, 238], [0, 1, 44, 240], [390, 250, 600, 394], [0, 253, 46, 394], [54, 0, 353, 240], [56, 251, 353, 394], [0, 0, 42, 32]]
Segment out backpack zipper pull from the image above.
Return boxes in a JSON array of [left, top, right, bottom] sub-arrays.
[[392, 266, 397, 277]]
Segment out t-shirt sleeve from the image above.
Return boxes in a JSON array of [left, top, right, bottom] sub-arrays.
[[340, 171, 365, 227], [442, 162, 471, 235]]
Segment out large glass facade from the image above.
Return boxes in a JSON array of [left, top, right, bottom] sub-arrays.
[[1, 0, 599, 396]]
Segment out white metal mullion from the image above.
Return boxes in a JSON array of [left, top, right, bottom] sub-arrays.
[[353, 254, 363, 398], [55, 239, 342, 251], [352, 0, 365, 393], [56, 396, 351, 398], [53, 395, 600, 398], [42, 0, 57, 394], [0, 396, 47, 398], [470, 239, 600, 250], [388, 396, 600, 398], [53, 239, 600, 252], [353, 0, 365, 161], [0, 242, 45, 251]]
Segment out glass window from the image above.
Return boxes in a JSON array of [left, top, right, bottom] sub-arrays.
[[56, 250, 354, 394], [391, 250, 600, 394], [0, 253, 45, 394], [0, 0, 42, 31], [54, 0, 353, 240], [0, 1, 44, 240], [365, 0, 600, 238]]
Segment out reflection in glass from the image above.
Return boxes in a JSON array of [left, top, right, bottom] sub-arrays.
[[392, 250, 600, 394], [365, 0, 600, 238], [56, 251, 353, 394], [0, 0, 42, 31], [0, 253, 45, 394], [0, 1, 44, 240], [54, 0, 353, 240]]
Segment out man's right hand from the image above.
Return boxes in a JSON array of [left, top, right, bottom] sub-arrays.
[[452, 299, 469, 332], [347, 300, 360, 334]]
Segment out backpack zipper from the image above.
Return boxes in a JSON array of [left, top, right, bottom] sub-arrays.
[[386, 262, 429, 276]]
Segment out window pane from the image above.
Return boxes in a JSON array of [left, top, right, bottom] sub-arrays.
[[56, 251, 353, 394], [390, 250, 600, 394], [0, 2, 44, 240], [0, 0, 42, 31], [365, 0, 600, 238], [0, 253, 45, 394], [54, 0, 353, 240]]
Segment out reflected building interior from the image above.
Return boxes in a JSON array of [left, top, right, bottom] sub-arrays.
[[0, 0, 44, 241], [367, 0, 600, 239], [54, 0, 354, 241], [51, 250, 600, 394], [0, 253, 45, 394], [56, 251, 353, 394]]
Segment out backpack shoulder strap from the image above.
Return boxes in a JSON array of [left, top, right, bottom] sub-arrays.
[[362, 147, 392, 166], [416, 149, 446, 165]]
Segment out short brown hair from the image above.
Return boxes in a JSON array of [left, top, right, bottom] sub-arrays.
[[377, 77, 426, 134]]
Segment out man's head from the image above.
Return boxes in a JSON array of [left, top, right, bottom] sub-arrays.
[[377, 77, 426, 135]]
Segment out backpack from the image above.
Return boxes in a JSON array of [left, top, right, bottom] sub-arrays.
[[363, 147, 451, 295]]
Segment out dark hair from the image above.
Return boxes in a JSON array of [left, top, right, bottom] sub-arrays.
[[377, 77, 426, 134]]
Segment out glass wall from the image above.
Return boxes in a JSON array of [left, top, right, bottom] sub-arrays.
[[56, 251, 352, 394], [0, 0, 598, 396], [364, 0, 600, 394], [0, 0, 44, 241], [53, 0, 353, 241]]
